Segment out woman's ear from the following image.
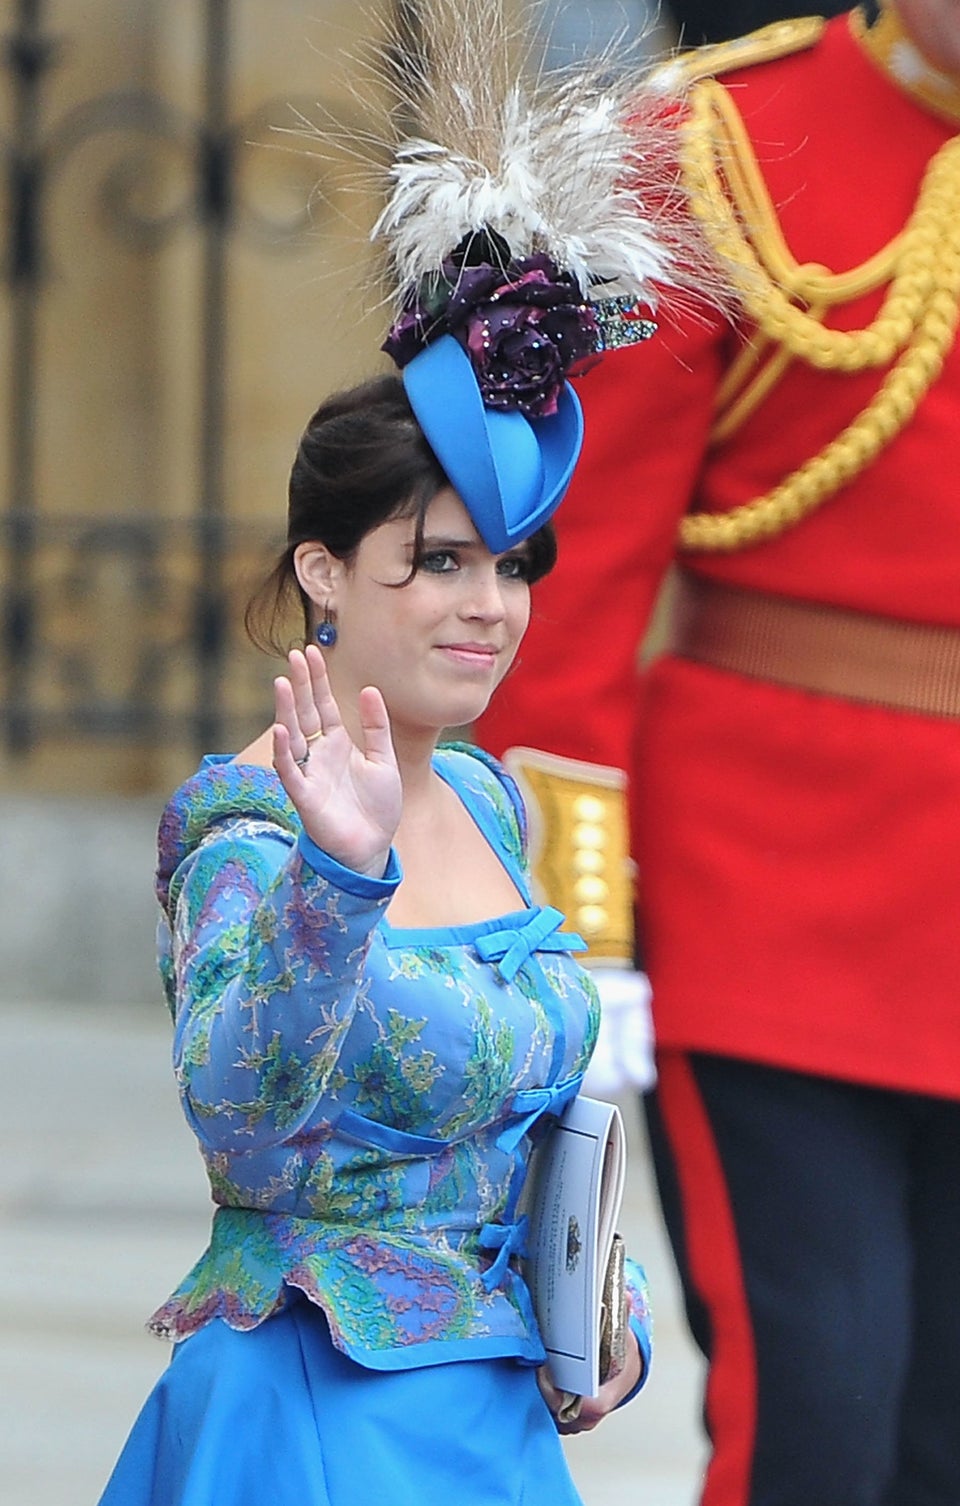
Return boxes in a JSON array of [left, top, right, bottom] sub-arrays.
[[293, 541, 343, 609]]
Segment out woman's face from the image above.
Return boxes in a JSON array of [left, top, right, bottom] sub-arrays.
[[325, 487, 533, 739]]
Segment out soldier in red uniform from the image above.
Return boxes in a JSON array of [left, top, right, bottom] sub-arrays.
[[478, 4, 960, 1503]]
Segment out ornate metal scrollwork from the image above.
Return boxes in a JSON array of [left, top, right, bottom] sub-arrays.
[[0, 0, 382, 765]]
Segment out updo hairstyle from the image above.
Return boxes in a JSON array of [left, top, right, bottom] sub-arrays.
[[245, 374, 557, 654]]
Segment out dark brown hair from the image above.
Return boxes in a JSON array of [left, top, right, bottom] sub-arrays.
[[245, 373, 557, 654]]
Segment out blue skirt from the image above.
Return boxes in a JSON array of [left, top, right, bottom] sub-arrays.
[[98, 1296, 584, 1506]]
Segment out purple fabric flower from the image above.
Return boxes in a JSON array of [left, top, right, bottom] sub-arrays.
[[464, 292, 597, 417], [450, 258, 597, 417], [383, 307, 433, 369], [381, 250, 599, 418]]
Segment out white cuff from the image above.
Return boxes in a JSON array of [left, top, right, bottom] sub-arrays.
[[582, 968, 656, 1096]]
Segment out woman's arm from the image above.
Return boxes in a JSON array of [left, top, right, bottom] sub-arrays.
[[170, 816, 400, 1152], [170, 646, 404, 1152]]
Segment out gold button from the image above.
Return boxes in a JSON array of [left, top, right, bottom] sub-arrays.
[[573, 849, 604, 877], [577, 904, 609, 935], [573, 822, 607, 851], [572, 794, 605, 823], [574, 875, 609, 905]]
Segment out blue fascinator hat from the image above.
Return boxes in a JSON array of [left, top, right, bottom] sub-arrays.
[[381, 231, 599, 552], [380, 231, 653, 553], [370, 10, 673, 551], [401, 332, 583, 554]]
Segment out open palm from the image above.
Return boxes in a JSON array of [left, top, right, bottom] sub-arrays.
[[272, 646, 401, 880]]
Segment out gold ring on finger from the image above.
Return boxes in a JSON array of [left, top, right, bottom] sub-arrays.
[[304, 728, 324, 744]]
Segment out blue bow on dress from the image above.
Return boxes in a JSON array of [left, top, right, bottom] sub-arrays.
[[474, 907, 586, 983]]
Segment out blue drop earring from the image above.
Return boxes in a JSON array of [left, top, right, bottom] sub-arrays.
[[315, 605, 338, 648]]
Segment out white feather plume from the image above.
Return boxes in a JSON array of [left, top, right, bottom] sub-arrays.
[[369, 0, 711, 314]]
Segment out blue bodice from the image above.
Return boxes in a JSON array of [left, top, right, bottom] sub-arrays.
[[150, 744, 649, 1376]]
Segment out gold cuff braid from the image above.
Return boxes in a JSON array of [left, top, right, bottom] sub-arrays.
[[504, 747, 635, 967]]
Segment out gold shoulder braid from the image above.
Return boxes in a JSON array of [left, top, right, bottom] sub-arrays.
[[656, 15, 824, 88], [675, 55, 960, 552]]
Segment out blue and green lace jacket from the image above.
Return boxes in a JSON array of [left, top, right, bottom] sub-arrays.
[[150, 743, 651, 1379]]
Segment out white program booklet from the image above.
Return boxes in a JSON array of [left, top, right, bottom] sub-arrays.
[[522, 1094, 627, 1397]]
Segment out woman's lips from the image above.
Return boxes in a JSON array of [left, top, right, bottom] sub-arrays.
[[436, 643, 499, 668]]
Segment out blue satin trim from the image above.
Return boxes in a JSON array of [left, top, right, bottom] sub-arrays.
[[478, 1213, 530, 1292], [477, 1214, 539, 1335], [479, 1067, 585, 1342], [336, 1072, 584, 1161], [336, 1107, 453, 1157], [496, 1072, 583, 1155], [474, 906, 586, 983]]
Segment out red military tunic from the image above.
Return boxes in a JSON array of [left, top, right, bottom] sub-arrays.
[[479, 10, 960, 1100]]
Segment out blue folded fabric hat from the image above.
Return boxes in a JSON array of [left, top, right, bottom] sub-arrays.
[[402, 334, 584, 554], [372, 11, 675, 555]]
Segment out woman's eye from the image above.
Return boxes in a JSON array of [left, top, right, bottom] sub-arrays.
[[419, 551, 458, 573], [497, 554, 530, 580]]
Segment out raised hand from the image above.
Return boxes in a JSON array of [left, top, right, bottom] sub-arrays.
[[272, 645, 402, 879]]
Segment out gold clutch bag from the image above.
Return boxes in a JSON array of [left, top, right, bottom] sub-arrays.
[[556, 1233, 628, 1424], [599, 1232, 628, 1383]]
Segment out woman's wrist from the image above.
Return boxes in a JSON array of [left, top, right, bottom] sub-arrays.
[[297, 832, 401, 896], [355, 848, 392, 880]]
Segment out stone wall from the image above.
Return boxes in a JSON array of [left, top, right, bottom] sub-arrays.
[[2, 795, 161, 1004]]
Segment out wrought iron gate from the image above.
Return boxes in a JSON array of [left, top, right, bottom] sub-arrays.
[[0, 0, 398, 787]]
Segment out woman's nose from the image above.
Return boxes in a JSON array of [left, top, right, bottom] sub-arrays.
[[462, 567, 507, 620]]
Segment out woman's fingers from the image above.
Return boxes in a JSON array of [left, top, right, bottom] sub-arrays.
[[272, 672, 315, 781], [357, 686, 394, 765], [273, 674, 299, 743], [279, 653, 394, 783], [276, 646, 342, 763], [284, 648, 322, 743], [304, 643, 343, 735], [272, 660, 400, 868], [537, 1349, 640, 1436], [536, 1368, 564, 1415], [271, 719, 306, 794]]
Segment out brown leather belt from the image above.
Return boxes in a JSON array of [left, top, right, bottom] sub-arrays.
[[670, 570, 960, 720]]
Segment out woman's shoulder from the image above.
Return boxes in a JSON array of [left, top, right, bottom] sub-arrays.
[[434, 740, 528, 857], [156, 754, 300, 911]]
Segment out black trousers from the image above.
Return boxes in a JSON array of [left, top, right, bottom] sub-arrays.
[[644, 1054, 960, 1506]]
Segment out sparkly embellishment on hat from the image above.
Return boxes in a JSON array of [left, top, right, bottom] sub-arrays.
[[591, 297, 659, 353]]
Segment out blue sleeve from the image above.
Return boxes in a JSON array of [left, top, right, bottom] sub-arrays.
[[166, 814, 400, 1152]]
